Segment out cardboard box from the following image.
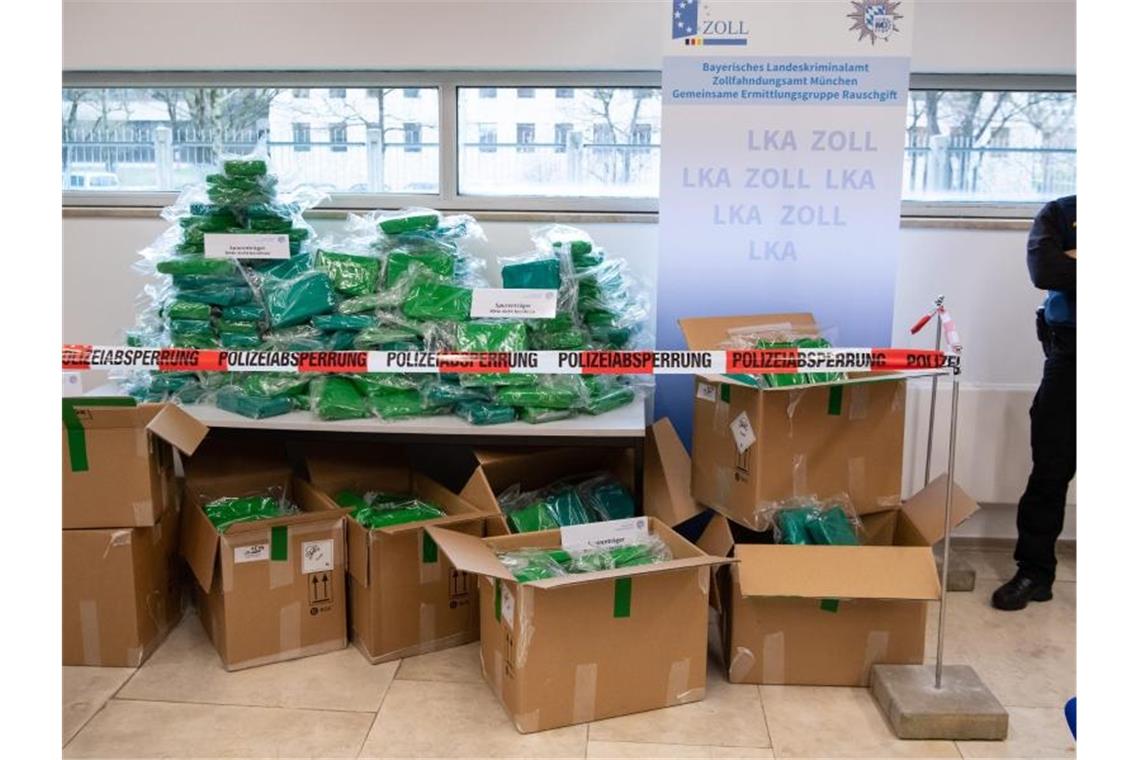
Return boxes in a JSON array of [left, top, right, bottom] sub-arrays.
[[62, 506, 183, 666], [62, 398, 180, 529], [303, 444, 502, 664], [180, 441, 347, 671], [681, 313, 907, 530], [698, 475, 979, 686], [459, 446, 636, 528], [428, 518, 729, 733]]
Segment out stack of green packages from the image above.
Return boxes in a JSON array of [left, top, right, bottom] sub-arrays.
[[757, 334, 844, 387], [334, 489, 445, 529], [498, 534, 672, 583], [202, 491, 297, 532], [500, 474, 635, 533], [769, 498, 861, 546]]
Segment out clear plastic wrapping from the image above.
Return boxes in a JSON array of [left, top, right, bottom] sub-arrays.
[[498, 472, 635, 533], [497, 533, 673, 583], [333, 489, 446, 529], [720, 324, 845, 387], [200, 484, 298, 533], [762, 494, 862, 546]]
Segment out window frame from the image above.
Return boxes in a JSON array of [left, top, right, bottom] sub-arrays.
[[61, 70, 1074, 217]]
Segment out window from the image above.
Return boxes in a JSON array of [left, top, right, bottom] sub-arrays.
[[458, 86, 660, 198], [517, 88, 535, 99], [329, 123, 347, 152], [328, 88, 346, 99], [903, 90, 1076, 204], [292, 122, 311, 152], [516, 123, 535, 153], [479, 88, 496, 99], [404, 122, 423, 153], [477, 123, 497, 153], [61, 86, 440, 193], [292, 88, 309, 99], [553, 122, 573, 154], [403, 87, 420, 98]]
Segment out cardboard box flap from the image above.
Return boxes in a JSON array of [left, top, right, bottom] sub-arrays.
[[180, 500, 220, 591], [644, 418, 704, 527], [146, 404, 209, 455], [63, 398, 159, 430], [735, 545, 941, 601], [426, 526, 517, 582], [679, 313, 817, 350], [303, 443, 411, 491], [696, 513, 735, 558], [901, 475, 980, 545]]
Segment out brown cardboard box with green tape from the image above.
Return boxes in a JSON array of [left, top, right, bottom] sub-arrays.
[[179, 440, 347, 671], [427, 518, 730, 733], [681, 313, 908, 530], [302, 443, 503, 664]]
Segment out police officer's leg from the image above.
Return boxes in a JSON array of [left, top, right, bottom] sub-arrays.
[[1013, 332, 1077, 585]]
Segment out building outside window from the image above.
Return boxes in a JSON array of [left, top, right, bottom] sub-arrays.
[[292, 122, 311, 151], [292, 88, 309, 99], [328, 88, 346, 99], [479, 88, 496, 99], [517, 88, 535, 99], [329, 123, 347, 152], [555, 88, 573, 99], [403, 88, 420, 98], [553, 122, 573, 153], [404, 122, 422, 153], [516, 123, 535, 153], [478, 123, 497, 152]]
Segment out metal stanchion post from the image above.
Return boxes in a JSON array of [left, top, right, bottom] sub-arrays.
[[934, 370, 960, 688], [923, 308, 943, 488]]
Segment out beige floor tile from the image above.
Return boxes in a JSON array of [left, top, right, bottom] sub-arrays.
[[923, 584, 1075, 708], [589, 668, 769, 749], [118, 614, 398, 711], [359, 679, 587, 758], [62, 666, 135, 745], [954, 549, 1075, 583], [588, 740, 774, 758], [395, 641, 484, 683], [956, 705, 1075, 759], [760, 685, 960, 758], [63, 699, 373, 758]]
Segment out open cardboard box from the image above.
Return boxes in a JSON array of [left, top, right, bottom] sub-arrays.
[[179, 439, 348, 670], [62, 506, 183, 667], [427, 518, 731, 733], [681, 313, 907, 530], [303, 443, 503, 663], [697, 475, 979, 686], [62, 398, 181, 529]]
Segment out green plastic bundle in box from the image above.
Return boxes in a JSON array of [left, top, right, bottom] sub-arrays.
[[215, 387, 295, 419], [378, 210, 441, 235], [313, 376, 370, 420], [203, 493, 289, 532], [262, 271, 336, 328], [501, 258, 560, 290], [164, 300, 212, 321], [498, 535, 672, 583], [385, 248, 456, 287], [335, 490, 446, 529], [772, 503, 860, 546]]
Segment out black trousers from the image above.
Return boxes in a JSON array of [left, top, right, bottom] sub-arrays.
[[1013, 312, 1076, 584]]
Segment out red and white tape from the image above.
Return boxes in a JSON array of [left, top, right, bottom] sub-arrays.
[[63, 345, 961, 375]]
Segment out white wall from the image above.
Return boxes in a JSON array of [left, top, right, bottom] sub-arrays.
[[64, 0, 1075, 75]]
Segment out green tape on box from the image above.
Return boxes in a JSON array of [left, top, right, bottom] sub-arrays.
[[613, 577, 632, 618], [828, 386, 844, 416], [422, 531, 438, 563], [271, 525, 289, 561], [494, 579, 502, 622], [720, 384, 731, 403], [820, 598, 840, 613], [63, 397, 138, 472]]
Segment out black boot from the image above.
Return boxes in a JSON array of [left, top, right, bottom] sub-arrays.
[[991, 572, 1053, 611]]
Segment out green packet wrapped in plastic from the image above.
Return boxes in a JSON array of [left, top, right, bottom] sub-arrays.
[[775, 507, 814, 545], [221, 303, 266, 322], [518, 407, 576, 424], [242, 372, 310, 399], [498, 535, 673, 583], [504, 485, 591, 533], [385, 248, 456, 287], [353, 324, 422, 350], [402, 280, 472, 322], [505, 502, 560, 533], [770, 501, 860, 546], [156, 257, 239, 277], [164, 300, 212, 321], [378, 210, 441, 235], [576, 475, 635, 521], [221, 332, 262, 349], [168, 318, 215, 340], [215, 387, 295, 419], [202, 492, 294, 532], [455, 400, 517, 425], [312, 376, 370, 420], [806, 506, 860, 546], [253, 252, 313, 281], [584, 382, 635, 415], [335, 490, 447, 529], [222, 158, 268, 177], [496, 381, 583, 411], [175, 283, 254, 307], [422, 380, 490, 407], [369, 388, 441, 419], [350, 373, 421, 396], [456, 320, 528, 352], [312, 313, 376, 332], [337, 293, 384, 314], [262, 271, 336, 328], [501, 258, 560, 290], [216, 319, 259, 336], [316, 250, 380, 296]]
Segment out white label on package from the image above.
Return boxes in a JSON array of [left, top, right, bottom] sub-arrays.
[[470, 288, 558, 319], [561, 517, 650, 552], [500, 583, 515, 630], [696, 382, 716, 402], [234, 543, 270, 564], [729, 412, 757, 454], [205, 233, 290, 260], [301, 539, 335, 574]]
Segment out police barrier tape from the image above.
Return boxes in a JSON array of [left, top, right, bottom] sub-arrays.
[[63, 345, 960, 375]]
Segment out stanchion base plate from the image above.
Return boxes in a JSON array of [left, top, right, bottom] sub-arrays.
[[870, 664, 1008, 740]]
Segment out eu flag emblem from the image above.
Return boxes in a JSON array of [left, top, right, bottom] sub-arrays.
[[673, 0, 699, 39]]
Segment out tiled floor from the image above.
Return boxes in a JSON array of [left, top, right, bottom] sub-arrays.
[[63, 546, 1076, 759]]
